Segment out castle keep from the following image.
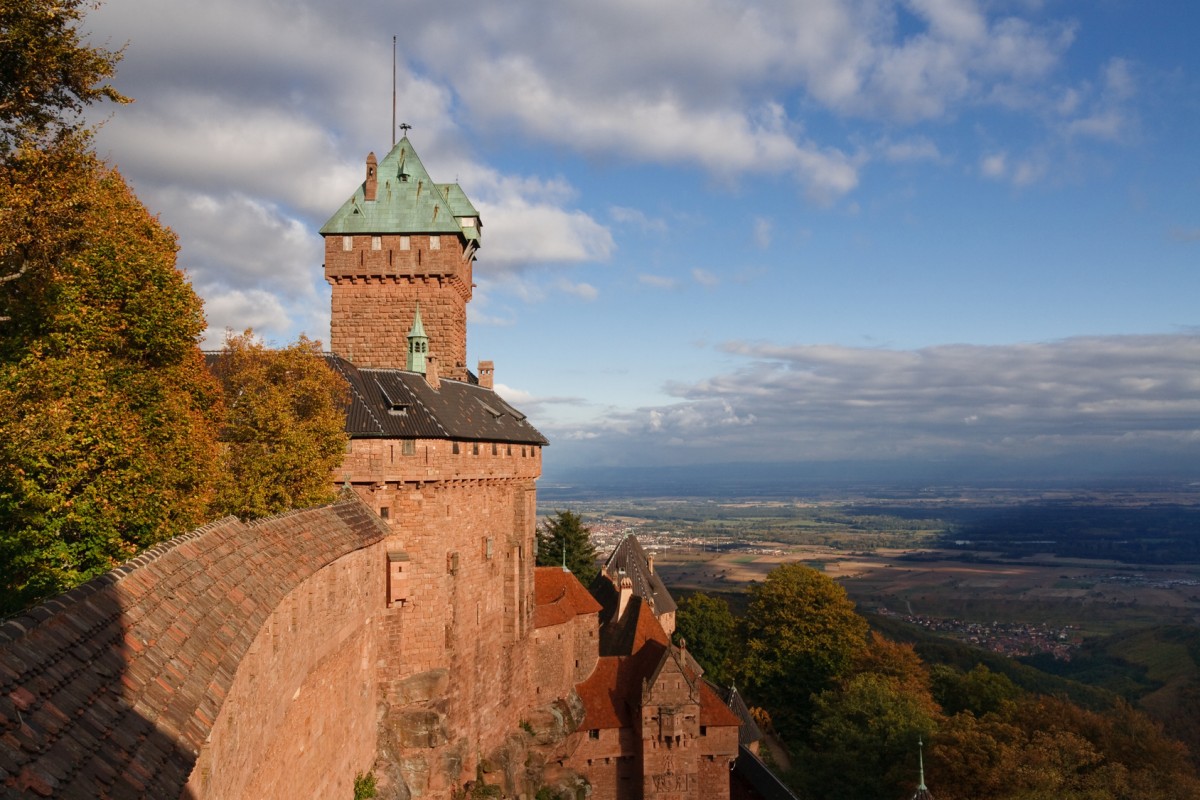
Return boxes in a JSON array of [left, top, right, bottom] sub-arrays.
[[0, 137, 751, 799]]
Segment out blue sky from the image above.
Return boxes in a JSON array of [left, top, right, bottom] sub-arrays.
[[85, 0, 1199, 481]]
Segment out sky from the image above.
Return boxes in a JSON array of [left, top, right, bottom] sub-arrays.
[[82, 0, 1199, 484]]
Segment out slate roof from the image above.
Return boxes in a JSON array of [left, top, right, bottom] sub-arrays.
[[205, 352, 548, 446], [731, 745, 801, 800], [319, 137, 478, 240], [720, 685, 764, 747], [0, 499, 387, 799], [591, 535, 676, 624]]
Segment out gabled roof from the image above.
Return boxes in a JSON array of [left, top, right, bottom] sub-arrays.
[[204, 352, 548, 446], [594, 593, 670, 657], [319, 137, 474, 237], [592, 535, 677, 619], [534, 567, 602, 629], [720, 685, 763, 746]]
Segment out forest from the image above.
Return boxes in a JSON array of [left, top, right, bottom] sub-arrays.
[[677, 566, 1200, 800]]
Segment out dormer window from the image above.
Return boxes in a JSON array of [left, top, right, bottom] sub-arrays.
[[460, 217, 477, 229]]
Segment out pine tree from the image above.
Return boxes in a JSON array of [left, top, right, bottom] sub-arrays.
[[535, 510, 599, 585]]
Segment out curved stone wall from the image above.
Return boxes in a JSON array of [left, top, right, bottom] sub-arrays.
[[0, 498, 387, 799]]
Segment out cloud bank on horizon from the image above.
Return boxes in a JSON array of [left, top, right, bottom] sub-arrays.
[[85, 0, 1199, 480]]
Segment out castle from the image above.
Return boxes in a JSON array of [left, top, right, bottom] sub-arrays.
[[0, 137, 758, 799]]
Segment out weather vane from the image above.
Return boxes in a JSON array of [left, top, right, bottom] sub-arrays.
[[399, 122, 412, 136]]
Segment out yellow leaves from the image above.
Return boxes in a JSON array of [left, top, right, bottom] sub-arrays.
[[208, 329, 349, 520]]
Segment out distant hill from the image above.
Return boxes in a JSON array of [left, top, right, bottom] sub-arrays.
[[541, 459, 1196, 501], [1024, 625, 1200, 764]]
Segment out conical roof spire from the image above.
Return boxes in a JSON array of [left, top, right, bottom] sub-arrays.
[[406, 302, 429, 373], [910, 737, 933, 800]]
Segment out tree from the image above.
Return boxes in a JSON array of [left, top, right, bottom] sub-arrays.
[[931, 663, 1019, 718], [736, 563, 869, 741], [675, 592, 736, 686], [536, 510, 598, 585], [0, 0, 128, 152], [801, 672, 940, 800], [208, 330, 349, 520], [0, 142, 222, 612]]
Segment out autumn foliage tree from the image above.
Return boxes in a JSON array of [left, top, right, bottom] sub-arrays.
[[207, 330, 349, 520], [0, 0, 128, 152], [737, 563, 869, 740], [0, 141, 222, 612]]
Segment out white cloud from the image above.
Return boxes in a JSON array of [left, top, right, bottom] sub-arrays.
[[557, 280, 599, 301], [981, 152, 1008, 178], [638, 274, 680, 290], [200, 289, 293, 347], [551, 334, 1200, 469], [878, 135, 943, 163], [692, 268, 720, 288], [610, 206, 668, 234], [753, 217, 773, 249]]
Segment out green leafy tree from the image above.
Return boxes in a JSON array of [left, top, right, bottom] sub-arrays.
[[931, 663, 1020, 718], [675, 592, 736, 686], [0, 140, 222, 612], [208, 330, 349, 519], [800, 672, 940, 800], [535, 510, 598, 585], [736, 563, 868, 740], [0, 0, 129, 152]]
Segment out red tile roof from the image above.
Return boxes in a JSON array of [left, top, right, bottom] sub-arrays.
[[533, 567, 602, 629]]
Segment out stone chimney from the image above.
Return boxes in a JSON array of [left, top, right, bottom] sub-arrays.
[[478, 360, 494, 390], [618, 574, 633, 620], [425, 354, 441, 390], [364, 152, 378, 201]]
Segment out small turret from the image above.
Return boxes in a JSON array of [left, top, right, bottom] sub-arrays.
[[406, 303, 428, 373]]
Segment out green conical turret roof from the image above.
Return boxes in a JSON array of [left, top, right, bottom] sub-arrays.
[[320, 137, 478, 239]]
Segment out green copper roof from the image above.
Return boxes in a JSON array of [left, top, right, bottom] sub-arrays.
[[319, 137, 478, 237]]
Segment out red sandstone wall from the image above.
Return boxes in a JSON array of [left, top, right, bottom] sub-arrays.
[[325, 234, 472, 378], [185, 543, 385, 799], [340, 437, 540, 795], [341, 438, 543, 491]]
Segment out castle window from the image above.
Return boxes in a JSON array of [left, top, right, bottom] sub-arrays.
[[492, 443, 497, 455], [588, 729, 600, 740], [472, 442, 479, 455], [371, 236, 382, 250], [402, 440, 415, 456], [700, 726, 707, 736], [430, 235, 441, 250], [400, 236, 410, 251], [342, 236, 353, 251], [453, 442, 460, 454], [380, 507, 390, 520], [506, 445, 512, 456]]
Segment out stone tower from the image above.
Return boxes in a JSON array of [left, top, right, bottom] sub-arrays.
[[321, 137, 481, 381]]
